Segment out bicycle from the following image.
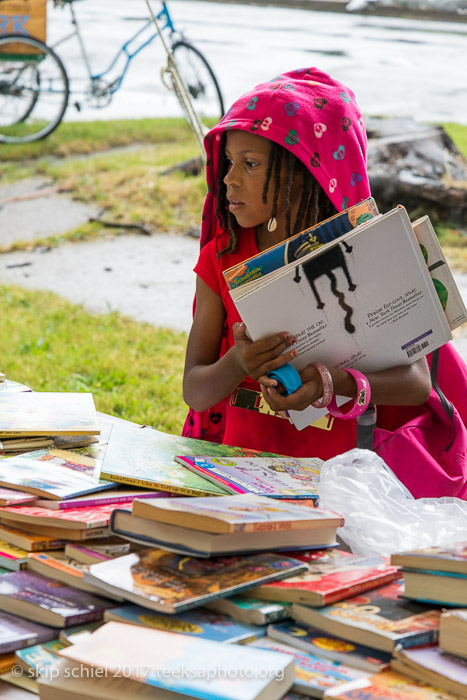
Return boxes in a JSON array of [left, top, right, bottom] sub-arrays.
[[0, 0, 224, 144]]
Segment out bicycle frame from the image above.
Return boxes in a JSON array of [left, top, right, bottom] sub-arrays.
[[52, 1, 176, 94]]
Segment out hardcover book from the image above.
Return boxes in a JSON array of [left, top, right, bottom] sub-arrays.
[[59, 621, 296, 700], [0, 448, 114, 500], [323, 669, 461, 699], [291, 580, 441, 653], [104, 603, 265, 644], [223, 198, 379, 290], [244, 552, 400, 606], [267, 621, 391, 673], [391, 645, 467, 699], [100, 423, 281, 496], [0, 611, 56, 654], [206, 597, 292, 626], [391, 541, 467, 575], [248, 637, 369, 697], [439, 610, 467, 660], [82, 548, 308, 614], [413, 215, 467, 331], [0, 570, 116, 627], [230, 207, 452, 430], [0, 392, 100, 437], [174, 456, 322, 501]]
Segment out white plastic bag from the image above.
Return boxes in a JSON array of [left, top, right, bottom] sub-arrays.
[[318, 448, 467, 556]]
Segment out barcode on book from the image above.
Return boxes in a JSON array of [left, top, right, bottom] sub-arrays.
[[406, 340, 430, 358]]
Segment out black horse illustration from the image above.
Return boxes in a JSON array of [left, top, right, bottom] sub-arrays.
[[293, 244, 357, 334]]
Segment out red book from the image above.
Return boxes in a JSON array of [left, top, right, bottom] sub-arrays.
[[243, 550, 401, 606], [0, 502, 133, 531]]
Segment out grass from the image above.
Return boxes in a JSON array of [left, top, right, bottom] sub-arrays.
[[0, 286, 188, 435]]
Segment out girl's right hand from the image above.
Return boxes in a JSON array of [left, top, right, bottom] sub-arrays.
[[232, 321, 297, 387]]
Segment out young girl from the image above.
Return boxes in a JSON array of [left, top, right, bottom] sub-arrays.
[[183, 67, 437, 474]]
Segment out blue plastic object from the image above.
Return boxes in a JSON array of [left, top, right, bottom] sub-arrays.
[[267, 364, 302, 396]]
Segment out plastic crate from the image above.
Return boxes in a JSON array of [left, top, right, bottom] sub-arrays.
[[0, 0, 47, 55]]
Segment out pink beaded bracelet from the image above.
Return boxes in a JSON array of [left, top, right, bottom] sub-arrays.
[[309, 362, 334, 409], [327, 368, 371, 420]]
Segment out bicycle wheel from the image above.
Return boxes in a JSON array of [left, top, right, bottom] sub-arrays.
[[0, 35, 69, 144], [171, 41, 224, 129]]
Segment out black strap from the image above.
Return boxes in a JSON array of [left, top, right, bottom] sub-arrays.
[[430, 347, 456, 451], [356, 403, 377, 450]]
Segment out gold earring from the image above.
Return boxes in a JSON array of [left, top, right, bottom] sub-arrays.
[[267, 217, 277, 232]]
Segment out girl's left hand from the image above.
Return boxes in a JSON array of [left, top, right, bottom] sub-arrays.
[[261, 363, 324, 412]]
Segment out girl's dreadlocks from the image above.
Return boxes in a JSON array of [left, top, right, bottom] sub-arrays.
[[215, 134, 337, 258]]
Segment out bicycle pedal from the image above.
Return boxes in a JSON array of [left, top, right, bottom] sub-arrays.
[[74, 101, 81, 112]]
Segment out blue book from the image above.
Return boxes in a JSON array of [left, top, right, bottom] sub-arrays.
[[104, 603, 265, 644]]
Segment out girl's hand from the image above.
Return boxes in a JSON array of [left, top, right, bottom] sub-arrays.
[[232, 321, 297, 387], [261, 362, 324, 411]]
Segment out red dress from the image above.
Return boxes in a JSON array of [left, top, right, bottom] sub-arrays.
[[195, 228, 358, 460]]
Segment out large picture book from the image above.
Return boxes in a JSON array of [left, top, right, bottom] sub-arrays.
[[230, 206, 452, 430], [323, 669, 461, 699], [100, 423, 281, 496], [58, 621, 296, 700], [291, 580, 441, 653], [267, 620, 391, 674], [413, 215, 467, 331], [104, 603, 265, 644], [82, 548, 308, 614], [391, 645, 467, 699], [244, 551, 400, 606], [439, 610, 467, 660], [174, 456, 322, 501], [0, 570, 115, 627], [223, 197, 379, 290], [0, 392, 100, 437], [391, 541, 467, 575], [0, 611, 56, 655]]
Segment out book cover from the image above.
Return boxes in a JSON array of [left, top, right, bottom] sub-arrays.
[[413, 215, 467, 331], [0, 488, 36, 507], [392, 645, 467, 698], [0, 538, 30, 571], [245, 552, 401, 606], [268, 621, 392, 673], [104, 603, 265, 644], [206, 597, 292, 626], [391, 541, 467, 575], [0, 392, 100, 437], [323, 669, 461, 699], [223, 198, 379, 290], [0, 523, 68, 552], [0, 570, 115, 627], [131, 493, 342, 534], [401, 568, 467, 606], [15, 641, 61, 677], [34, 488, 173, 510], [292, 580, 441, 653], [0, 448, 114, 500], [248, 637, 369, 697], [439, 609, 467, 660], [0, 611, 56, 654], [231, 207, 451, 430], [174, 455, 322, 501], [0, 501, 133, 530], [100, 423, 282, 496], [83, 548, 308, 614], [59, 621, 296, 700]]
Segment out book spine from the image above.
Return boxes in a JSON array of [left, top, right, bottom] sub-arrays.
[[29, 539, 68, 551], [399, 629, 439, 649], [99, 473, 214, 497], [65, 610, 106, 627]]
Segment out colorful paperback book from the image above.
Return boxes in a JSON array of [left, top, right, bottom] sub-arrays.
[[0, 501, 133, 530], [391, 645, 467, 698], [100, 423, 281, 496], [34, 488, 173, 510], [0, 487, 36, 507], [59, 621, 296, 700], [104, 603, 265, 644], [413, 215, 467, 331], [0, 570, 116, 627], [83, 548, 308, 614], [131, 493, 343, 534], [291, 580, 441, 653], [0, 448, 114, 500], [0, 611, 56, 654], [0, 391, 100, 437], [0, 523, 67, 552], [223, 198, 379, 290], [391, 541, 467, 575], [230, 207, 452, 431], [0, 539, 29, 571], [267, 621, 392, 673], [206, 597, 292, 626], [15, 641, 61, 677], [248, 637, 369, 697], [245, 551, 400, 606], [323, 669, 461, 699], [175, 455, 322, 500]]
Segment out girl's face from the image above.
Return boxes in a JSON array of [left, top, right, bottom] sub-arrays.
[[223, 130, 296, 235]]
